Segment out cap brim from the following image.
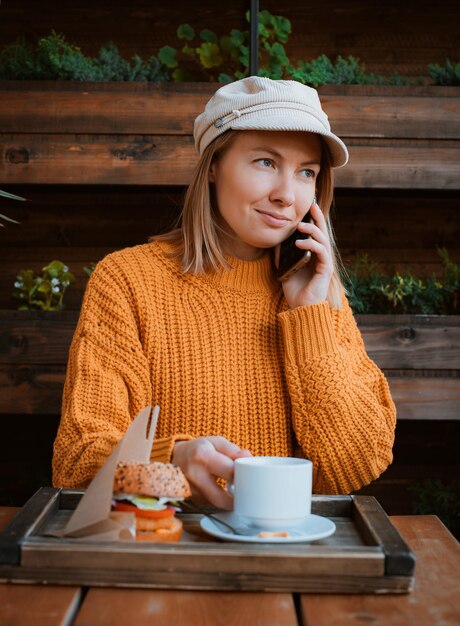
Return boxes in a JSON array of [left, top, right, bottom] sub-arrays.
[[227, 114, 349, 168]]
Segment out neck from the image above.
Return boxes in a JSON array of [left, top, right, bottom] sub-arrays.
[[219, 232, 266, 261]]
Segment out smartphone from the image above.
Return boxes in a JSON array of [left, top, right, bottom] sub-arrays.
[[277, 212, 313, 282]]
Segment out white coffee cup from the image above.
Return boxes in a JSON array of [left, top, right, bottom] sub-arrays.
[[230, 456, 312, 529]]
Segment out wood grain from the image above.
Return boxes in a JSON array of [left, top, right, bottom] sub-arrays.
[[0, 585, 82, 626], [299, 516, 460, 626], [1, 83, 459, 188], [74, 590, 297, 626], [387, 376, 460, 420], [355, 315, 460, 369], [0, 133, 196, 186], [0, 491, 416, 593], [0, 506, 82, 626], [1, 85, 458, 139], [1, 134, 459, 189]]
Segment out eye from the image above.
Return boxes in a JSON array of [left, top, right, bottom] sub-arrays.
[[257, 158, 274, 168], [301, 168, 315, 178]]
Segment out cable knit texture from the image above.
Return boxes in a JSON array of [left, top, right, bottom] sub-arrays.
[[52, 240, 396, 494]]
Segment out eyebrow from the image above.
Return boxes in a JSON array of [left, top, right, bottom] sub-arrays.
[[249, 146, 321, 167]]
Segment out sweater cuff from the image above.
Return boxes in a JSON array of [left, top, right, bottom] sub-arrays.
[[278, 301, 340, 362], [150, 434, 193, 463]]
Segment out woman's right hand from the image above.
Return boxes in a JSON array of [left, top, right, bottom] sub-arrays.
[[172, 436, 252, 509]]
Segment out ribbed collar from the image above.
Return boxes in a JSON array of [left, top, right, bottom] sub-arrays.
[[201, 252, 279, 294], [155, 240, 279, 295]]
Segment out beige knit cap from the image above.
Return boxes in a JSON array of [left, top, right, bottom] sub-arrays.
[[193, 76, 349, 168]]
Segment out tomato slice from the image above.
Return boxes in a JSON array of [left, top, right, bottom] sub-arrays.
[[112, 501, 175, 519]]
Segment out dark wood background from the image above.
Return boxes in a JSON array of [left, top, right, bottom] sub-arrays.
[[0, 0, 459, 525]]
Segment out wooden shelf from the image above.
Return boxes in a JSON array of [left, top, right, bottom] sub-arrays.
[[1, 82, 459, 189]]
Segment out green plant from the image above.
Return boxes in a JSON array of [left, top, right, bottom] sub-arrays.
[[158, 10, 291, 82], [13, 260, 75, 310], [83, 262, 96, 278], [343, 250, 460, 315], [290, 54, 410, 87], [158, 12, 428, 85], [0, 189, 25, 227], [342, 254, 387, 314], [438, 247, 460, 313], [376, 273, 446, 314], [428, 58, 460, 86], [0, 31, 167, 81], [409, 479, 460, 538]]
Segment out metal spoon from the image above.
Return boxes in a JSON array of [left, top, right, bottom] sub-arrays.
[[179, 501, 248, 535]]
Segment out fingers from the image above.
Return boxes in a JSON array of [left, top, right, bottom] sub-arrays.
[[234, 448, 252, 459], [172, 436, 251, 510], [188, 465, 234, 510], [295, 202, 332, 267], [206, 436, 246, 460], [296, 211, 330, 250]]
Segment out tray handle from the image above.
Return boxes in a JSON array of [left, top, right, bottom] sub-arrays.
[[352, 495, 416, 576], [0, 487, 61, 565]]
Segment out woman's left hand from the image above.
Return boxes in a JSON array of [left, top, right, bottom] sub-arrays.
[[280, 200, 334, 309]]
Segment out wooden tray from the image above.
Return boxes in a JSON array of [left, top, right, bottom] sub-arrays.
[[0, 488, 415, 593]]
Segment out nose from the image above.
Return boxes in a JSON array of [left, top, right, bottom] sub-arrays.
[[269, 173, 296, 207]]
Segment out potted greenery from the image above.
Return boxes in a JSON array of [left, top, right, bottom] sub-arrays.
[[343, 250, 460, 421], [0, 260, 78, 415]]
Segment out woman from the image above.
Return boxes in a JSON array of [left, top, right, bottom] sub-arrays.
[[53, 77, 396, 508]]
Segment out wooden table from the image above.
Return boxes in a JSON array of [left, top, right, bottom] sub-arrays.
[[0, 507, 459, 626]]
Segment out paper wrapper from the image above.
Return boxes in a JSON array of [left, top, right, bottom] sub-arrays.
[[54, 405, 159, 542]]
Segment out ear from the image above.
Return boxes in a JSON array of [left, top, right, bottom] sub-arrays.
[[208, 163, 216, 183]]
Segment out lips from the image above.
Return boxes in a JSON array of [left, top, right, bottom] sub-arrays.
[[255, 209, 291, 228]]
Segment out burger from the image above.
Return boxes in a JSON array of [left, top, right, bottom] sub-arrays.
[[112, 460, 191, 542]]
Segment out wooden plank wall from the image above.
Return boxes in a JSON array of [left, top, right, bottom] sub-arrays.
[[0, 0, 458, 79], [1, 84, 459, 190]]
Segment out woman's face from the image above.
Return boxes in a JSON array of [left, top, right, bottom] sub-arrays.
[[209, 130, 322, 260]]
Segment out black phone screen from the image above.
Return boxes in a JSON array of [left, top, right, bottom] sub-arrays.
[[276, 213, 312, 280]]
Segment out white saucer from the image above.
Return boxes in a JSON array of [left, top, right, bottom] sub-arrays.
[[200, 512, 336, 543]]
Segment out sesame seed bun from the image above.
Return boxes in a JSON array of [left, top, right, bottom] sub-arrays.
[[113, 461, 191, 499]]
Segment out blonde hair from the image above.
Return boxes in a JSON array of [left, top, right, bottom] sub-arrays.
[[154, 130, 344, 308]]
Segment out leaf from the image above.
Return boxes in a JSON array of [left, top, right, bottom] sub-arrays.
[[219, 35, 233, 54], [37, 282, 51, 294], [200, 29, 217, 43], [196, 42, 222, 69], [43, 260, 66, 277], [0, 212, 20, 224], [218, 72, 233, 83], [230, 29, 245, 47], [172, 67, 195, 82], [177, 24, 195, 41], [239, 45, 249, 68], [182, 45, 196, 58], [0, 190, 27, 201], [158, 46, 178, 69]]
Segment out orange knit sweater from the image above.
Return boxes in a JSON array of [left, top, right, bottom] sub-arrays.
[[52, 240, 396, 494]]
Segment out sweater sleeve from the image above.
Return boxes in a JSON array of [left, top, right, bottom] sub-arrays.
[[52, 256, 190, 488], [278, 293, 396, 495]]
